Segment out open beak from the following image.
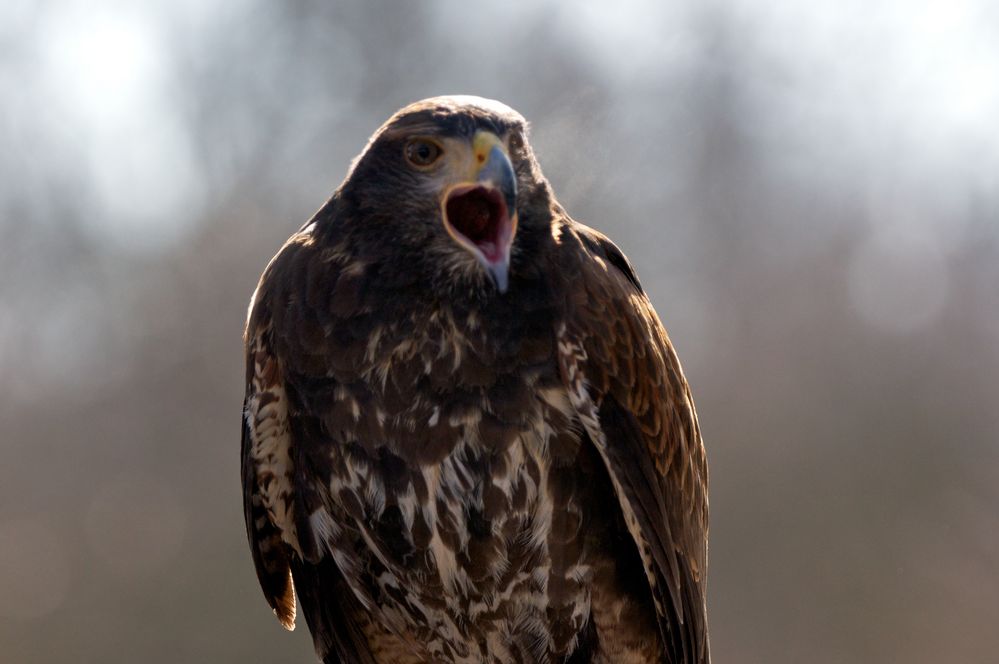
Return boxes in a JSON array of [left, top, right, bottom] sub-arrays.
[[441, 131, 518, 293]]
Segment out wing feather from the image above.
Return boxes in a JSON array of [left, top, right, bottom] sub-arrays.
[[242, 236, 377, 662], [242, 303, 298, 630], [556, 222, 710, 663]]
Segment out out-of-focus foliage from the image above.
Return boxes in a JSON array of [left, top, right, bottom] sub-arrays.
[[1, 1, 997, 662]]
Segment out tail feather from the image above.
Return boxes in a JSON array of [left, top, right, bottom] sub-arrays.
[[290, 556, 377, 664]]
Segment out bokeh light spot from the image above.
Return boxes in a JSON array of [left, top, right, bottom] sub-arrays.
[[39, 2, 205, 252], [847, 227, 949, 335], [43, 8, 164, 123]]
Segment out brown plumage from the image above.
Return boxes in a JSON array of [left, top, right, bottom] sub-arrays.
[[241, 96, 709, 663]]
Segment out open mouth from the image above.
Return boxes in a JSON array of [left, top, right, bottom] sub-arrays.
[[443, 185, 512, 263]]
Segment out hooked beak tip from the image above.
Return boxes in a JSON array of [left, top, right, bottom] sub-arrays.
[[486, 259, 509, 294]]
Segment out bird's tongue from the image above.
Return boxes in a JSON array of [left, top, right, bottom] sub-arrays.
[[445, 186, 508, 262]]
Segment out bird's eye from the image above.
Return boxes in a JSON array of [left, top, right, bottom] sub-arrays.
[[405, 139, 443, 168]]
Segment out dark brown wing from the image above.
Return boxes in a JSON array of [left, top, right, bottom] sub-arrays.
[[555, 222, 710, 664], [242, 234, 376, 664]]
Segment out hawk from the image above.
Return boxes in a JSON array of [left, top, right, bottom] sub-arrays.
[[241, 96, 709, 663]]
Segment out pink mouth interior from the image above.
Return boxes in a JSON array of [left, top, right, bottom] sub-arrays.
[[445, 186, 508, 262]]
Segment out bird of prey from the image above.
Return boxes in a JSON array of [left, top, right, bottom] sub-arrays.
[[241, 96, 709, 664]]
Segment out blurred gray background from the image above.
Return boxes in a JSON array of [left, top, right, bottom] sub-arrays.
[[2, 0, 998, 662]]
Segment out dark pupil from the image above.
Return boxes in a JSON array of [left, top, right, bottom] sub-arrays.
[[409, 141, 437, 164]]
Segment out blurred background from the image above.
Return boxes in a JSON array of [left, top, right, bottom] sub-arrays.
[[2, 0, 998, 662]]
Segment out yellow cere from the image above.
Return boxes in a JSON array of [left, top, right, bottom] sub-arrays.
[[471, 131, 505, 173]]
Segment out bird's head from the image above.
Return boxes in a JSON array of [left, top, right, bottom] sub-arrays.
[[336, 96, 549, 295]]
